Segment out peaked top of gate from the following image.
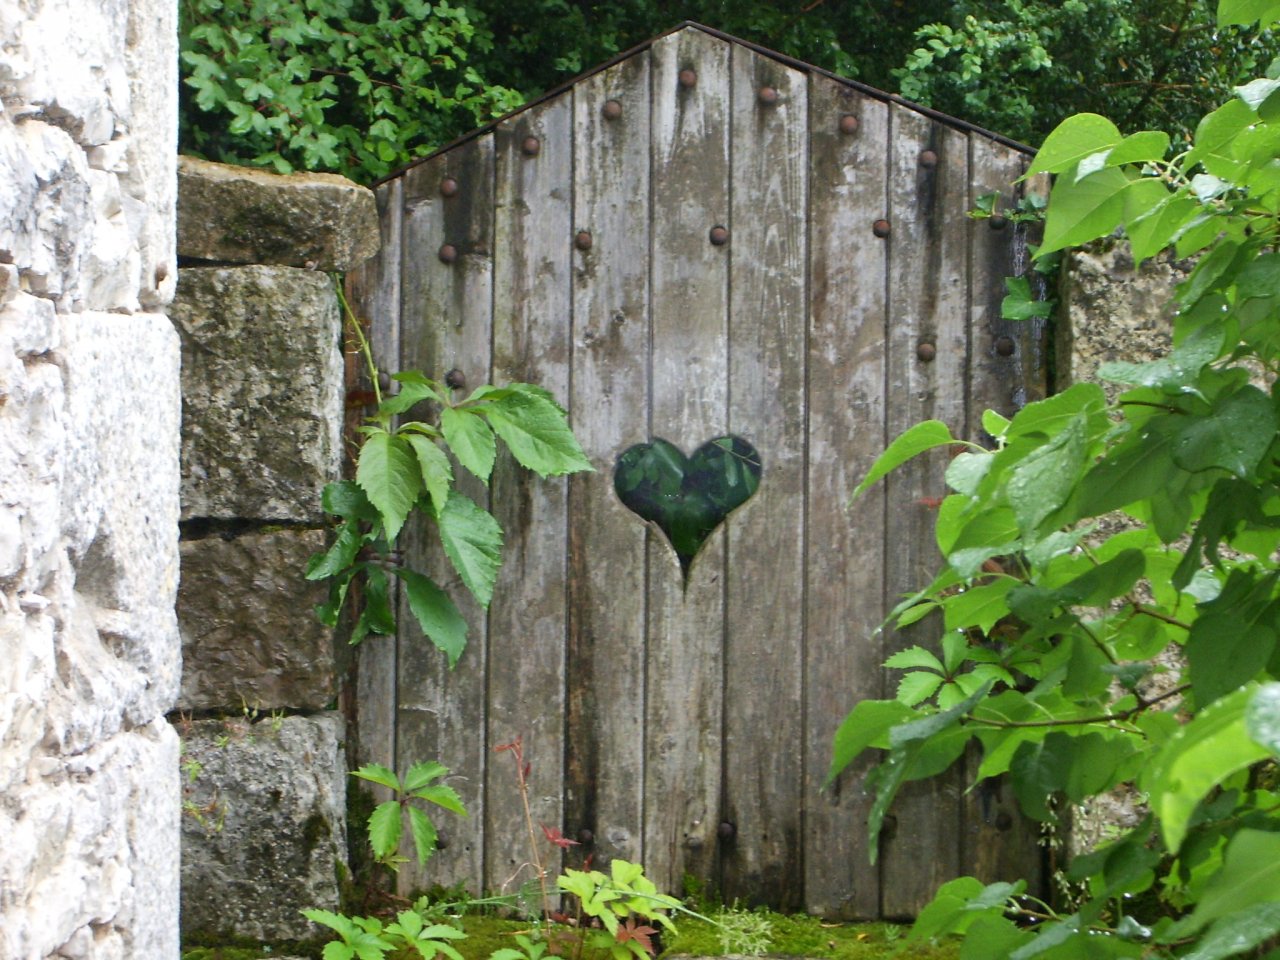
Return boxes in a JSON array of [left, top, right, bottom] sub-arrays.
[[377, 21, 1033, 185]]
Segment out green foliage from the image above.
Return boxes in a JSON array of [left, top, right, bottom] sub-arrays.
[[302, 906, 467, 960], [557, 860, 681, 960], [894, 0, 1273, 145], [179, 0, 523, 182], [831, 2, 1280, 955], [309, 281, 591, 665], [351, 762, 466, 870]]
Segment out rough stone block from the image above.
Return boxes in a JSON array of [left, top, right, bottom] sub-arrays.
[[172, 265, 343, 522], [177, 528, 337, 712], [179, 713, 348, 942], [0, 719, 181, 960], [178, 156, 380, 270]]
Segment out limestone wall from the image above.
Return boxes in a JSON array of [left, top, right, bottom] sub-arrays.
[[0, 0, 181, 957], [171, 156, 378, 943]]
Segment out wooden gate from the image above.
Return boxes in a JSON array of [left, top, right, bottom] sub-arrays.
[[349, 23, 1047, 918]]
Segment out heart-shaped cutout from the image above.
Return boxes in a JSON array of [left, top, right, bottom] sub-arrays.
[[614, 436, 762, 578]]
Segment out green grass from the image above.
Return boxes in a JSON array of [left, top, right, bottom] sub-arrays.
[[183, 910, 959, 960]]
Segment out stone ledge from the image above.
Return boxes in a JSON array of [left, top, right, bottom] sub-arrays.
[[178, 156, 380, 270]]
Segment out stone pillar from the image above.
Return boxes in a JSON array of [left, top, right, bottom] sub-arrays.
[[170, 157, 379, 943], [0, 0, 182, 956]]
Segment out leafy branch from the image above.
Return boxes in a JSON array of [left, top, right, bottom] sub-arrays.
[[308, 277, 592, 664]]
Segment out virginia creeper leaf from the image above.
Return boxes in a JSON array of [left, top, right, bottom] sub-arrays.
[[440, 406, 496, 483], [436, 491, 503, 609], [483, 390, 593, 477], [356, 431, 421, 542], [396, 568, 468, 667]]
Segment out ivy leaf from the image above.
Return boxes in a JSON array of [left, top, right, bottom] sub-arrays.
[[1001, 276, 1052, 321], [884, 645, 944, 671], [305, 521, 364, 580], [406, 805, 438, 866], [413, 783, 468, 818], [851, 420, 956, 501], [402, 760, 448, 793], [395, 568, 468, 667], [367, 800, 402, 860], [436, 492, 503, 609], [483, 390, 593, 477], [441, 406, 497, 483], [404, 433, 453, 516], [356, 431, 421, 542], [897, 671, 944, 706], [352, 763, 401, 791]]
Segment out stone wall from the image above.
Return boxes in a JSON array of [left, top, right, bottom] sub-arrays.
[[0, 0, 181, 957], [171, 156, 378, 943]]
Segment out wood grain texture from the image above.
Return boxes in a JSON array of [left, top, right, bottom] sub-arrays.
[[879, 106, 970, 918], [397, 134, 495, 893], [720, 45, 808, 910], [959, 138, 1047, 897], [564, 52, 651, 872], [803, 79, 889, 919], [486, 96, 574, 895], [643, 27, 731, 897], [348, 178, 403, 805]]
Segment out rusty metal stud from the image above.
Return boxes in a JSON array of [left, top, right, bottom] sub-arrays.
[[839, 113, 859, 135], [919, 149, 938, 168], [439, 176, 459, 198], [438, 243, 458, 264], [989, 214, 1008, 231], [678, 68, 698, 89], [575, 230, 593, 251], [521, 135, 541, 157], [995, 336, 1016, 357], [708, 225, 729, 246], [995, 812, 1014, 832], [377, 372, 391, 391], [758, 85, 779, 105], [602, 99, 623, 120], [445, 368, 467, 390], [435, 831, 449, 850], [717, 821, 736, 840], [916, 341, 936, 363], [872, 218, 891, 239], [577, 828, 594, 845]]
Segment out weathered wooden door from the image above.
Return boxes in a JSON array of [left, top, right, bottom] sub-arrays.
[[350, 23, 1046, 918]]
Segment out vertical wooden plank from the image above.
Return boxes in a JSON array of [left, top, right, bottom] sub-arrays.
[[643, 27, 731, 898], [565, 52, 651, 872], [347, 178, 403, 804], [397, 136, 496, 893], [803, 81, 889, 919], [721, 46, 807, 910], [967, 138, 1048, 432], [961, 136, 1046, 896], [486, 97, 574, 895], [879, 107, 970, 918]]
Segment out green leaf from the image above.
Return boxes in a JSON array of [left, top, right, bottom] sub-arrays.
[[1037, 166, 1130, 256], [402, 760, 448, 792], [1005, 412, 1087, 535], [897, 671, 945, 706], [851, 421, 956, 501], [483, 390, 593, 477], [1107, 130, 1171, 166], [367, 800, 402, 860], [942, 580, 1014, 634], [884, 645, 944, 671], [406, 805, 438, 866], [1026, 114, 1123, 178], [352, 763, 401, 791], [322, 480, 379, 521], [1001, 276, 1052, 321], [440, 407, 496, 483], [396, 568, 468, 667], [1179, 830, 1280, 935], [413, 783, 468, 817], [436, 492, 503, 609], [1219, 0, 1280, 27], [1170, 385, 1274, 478], [1186, 570, 1279, 705], [1141, 685, 1270, 851], [1180, 903, 1280, 960], [826, 699, 916, 786], [1247, 683, 1280, 755], [306, 521, 364, 580], [403, 434, 453, 515], [356, 432, 421, 542]]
